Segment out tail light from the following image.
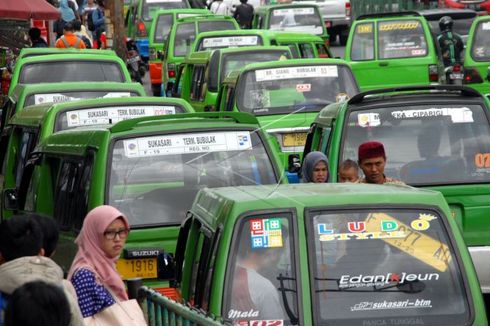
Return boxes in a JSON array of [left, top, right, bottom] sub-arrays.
[[136, 20, 147, 37], [345, 2, 351, 19], [167, 64, 176, 78], [452, 63, 462, 73], [428, 64, 439, 82], [464, 67, 483, 84]]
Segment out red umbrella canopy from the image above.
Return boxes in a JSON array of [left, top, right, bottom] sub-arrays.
[[0, 0, 60, 20]]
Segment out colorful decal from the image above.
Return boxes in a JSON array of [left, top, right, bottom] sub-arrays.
[[350, 299, 432, 312], [391, 107, 474, 123], [319, 230, 406, 242], [474, 153, 490, 169], [250, 218, 283, 249], [347, 221, 365, 233], [295, 83, 311, 92], [358, 112, 380, 127], [357, 24, 372, 34], [229, 310, 259, 319], [317, 223, 334, 235], [365, 213, 450, 272], [339, 272, 439, 289], [202, 36, 259, 48], [123, 131, 252, 157], [379, 21, 420, 32], [249, 320, 284, 326], [255, 65, 338, 82], [412, 49, 426, 56]]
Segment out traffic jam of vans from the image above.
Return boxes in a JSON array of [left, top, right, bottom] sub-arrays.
[[2, 0, 490, 325]]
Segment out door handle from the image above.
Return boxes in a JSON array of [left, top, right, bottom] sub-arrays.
[[379, 62, 389, 67]]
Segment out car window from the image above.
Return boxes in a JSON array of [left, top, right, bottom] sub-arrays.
[[341, 103, 490, 185], [351, 23, 375, 61], [108, 130, 278, 226], [174, 22, 197, 57], [24, 91, 138, 108], [378, 20, 428, 59], [299, 43, 315, 58], [309, 208, 470, 325], [269, 7, 323, 35], [143, 0, 188, 21], [224, 214, 298, 324], [426, 17, 474, 41], [470, 20, 490, 61], [237, 65, 358, 115], [19, 61, 125, 84], [154, 14, 174, 42], [198, 21, 237, 33]]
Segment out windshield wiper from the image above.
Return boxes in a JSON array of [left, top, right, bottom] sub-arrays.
[[315, 277, 426, 294]]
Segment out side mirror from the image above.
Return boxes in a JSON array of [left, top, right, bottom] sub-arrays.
[[157, 252, 176, 281], [288, 154, 301, 173], [204, 105, 215, 112], [3, 188, 18, 211]]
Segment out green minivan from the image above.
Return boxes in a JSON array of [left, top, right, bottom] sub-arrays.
[[143, 183, 487, 325], [302, 85, 490, 294], [463, 15, 490, 95], [175, 46, 292, 111], [345, 12, 444, 91], [252, 4, 329, 45], [8, 54, 132, 96], [2, 82, 145, 130], [162, 15, 239, 96], [216, 59, 359, 174], [0, 97, 193, 220], [148, 8, 211, 96], [193, 29, 333, 58], [11, 112, 285, 292], [17, 48, 118, 60]]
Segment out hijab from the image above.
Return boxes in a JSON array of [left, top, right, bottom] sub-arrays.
[[301, 151, 329, 183], [68, 205, 130, 301], [60, 0, 76, 23]]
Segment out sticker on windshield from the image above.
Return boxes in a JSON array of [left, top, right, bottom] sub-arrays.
[[358, 113, 380, 127], [336, 93, 349, 103], [379, 21, 420, 32], [482, 22, 490, 30], [34, 92, 131, 105], [357, 24, 372, 34], [474, 153, 490, 169], [65, 106, 177, 127], [391, 107, 474, 123], [123, 131, 252, 157], [339, 272, 439, 290], [255, 65, 338, 82], [250, 218, 283, 249], [365, 213, 450, 272], [272, 7, 314, 16], [202, 36, 259, 48], [350, 299, 432, 312], [296, 83, 311, 92]]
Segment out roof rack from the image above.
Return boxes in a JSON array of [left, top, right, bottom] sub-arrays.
[[110, 112, 258, 133], [348, 85, 481, 104], [357, 11, 421, 20]]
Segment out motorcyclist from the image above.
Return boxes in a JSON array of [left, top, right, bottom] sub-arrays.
[[437, 16, 464, 67]]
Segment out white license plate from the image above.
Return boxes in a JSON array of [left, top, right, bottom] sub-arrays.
[[450, 73, 464, 79]]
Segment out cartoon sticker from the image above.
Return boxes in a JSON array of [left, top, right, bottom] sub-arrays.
[[250, 218, 283, 249], [474, 153, 490, 169], [357, 112, 380, 127], [295, 83, 311, 92]]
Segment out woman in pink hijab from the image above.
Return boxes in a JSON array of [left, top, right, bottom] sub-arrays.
[[68, 205, 130, 318]]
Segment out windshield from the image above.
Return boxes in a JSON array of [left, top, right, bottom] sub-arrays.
[[25, 91, 138, 108], [378, 20, 428, 59], [340, 103, 490, 185], [470, 20, 490, 61], [108, 130, 278, 226], [154, 14, 173, 42], [198, 35, 263, 51], [224, 214, 299, 324], [269, 7, 323, 35], [19, 61, 125, 84], [237, 65, 358, 115], [309, 208, 470, 325], [56, 104, 185, 131], [143, 0, 188, 21], [219, 50, 291, 88]]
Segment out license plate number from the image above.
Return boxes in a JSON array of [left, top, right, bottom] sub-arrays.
[[116, 258, 157, 280], [450, 73, 464, 79], [283, 132, 307, 147]]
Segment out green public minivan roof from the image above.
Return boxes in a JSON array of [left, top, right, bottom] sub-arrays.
[[17, 48, 118, 60]]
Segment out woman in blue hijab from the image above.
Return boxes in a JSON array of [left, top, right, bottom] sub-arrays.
[[60, 0, 76, 23], [301, 151, 329, 183]]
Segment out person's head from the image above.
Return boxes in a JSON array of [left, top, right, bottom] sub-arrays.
[[358, 141, 386, 184], [439, 16, 453, 33], [0, 215, 43, 264], [28, 27, 42, 41], [33, 214, 60, 258], [63, 22, 75, 33], [73, 19, 82, 32], [97, 0, 105, 7], [339, 159, 359, 183], [239, 0, 247, 4], [302, 151, 329, 183], [4, 280, 71, 326]]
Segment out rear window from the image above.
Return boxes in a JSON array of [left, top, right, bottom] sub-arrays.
[[309, 208, 470, 325], [19, 61, 125, 84], [378, 20, 428, 59], [154, 14, 173, 42], [25, 91, 138, 108], [351, 23, 375, 61], [470, 20, 490, 61], [197, 35, 263, 51], [56, 104, 185, 131], [143, 0, 188, 21], [174, 22, 197, 56], [269, 7, 323, 35], [341, 103, 490, 185]]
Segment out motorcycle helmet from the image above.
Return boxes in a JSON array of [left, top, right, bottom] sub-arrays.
[[439, 16, 453, 32]]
